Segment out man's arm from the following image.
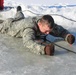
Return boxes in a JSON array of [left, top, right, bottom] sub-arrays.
[[50, 24, 75, 44], [50, 24, 70, 38], [22, 28, 45, 55]]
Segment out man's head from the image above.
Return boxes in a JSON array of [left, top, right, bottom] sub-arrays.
[[38, 15, 54, 34]]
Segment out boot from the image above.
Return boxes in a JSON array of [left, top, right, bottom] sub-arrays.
[[17, 6, 22, 12]]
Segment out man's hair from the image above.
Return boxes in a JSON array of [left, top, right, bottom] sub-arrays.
[[40, 15, 54, 28], [17, 6, 22, 12]]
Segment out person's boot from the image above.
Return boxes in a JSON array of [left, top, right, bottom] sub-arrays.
[[44, 43, 55, 56], [17, 6, 22, 12], [66, 34, 75, 44]]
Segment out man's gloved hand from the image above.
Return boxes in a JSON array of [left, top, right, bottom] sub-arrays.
[[44, 44, 55, 56], [66, 34, 75, 44]]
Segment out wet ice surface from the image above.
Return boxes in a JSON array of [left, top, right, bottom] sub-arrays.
[[0, 33, 76, 75]]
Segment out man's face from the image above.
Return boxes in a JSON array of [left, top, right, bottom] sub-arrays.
[[38, 21, 53, 34]]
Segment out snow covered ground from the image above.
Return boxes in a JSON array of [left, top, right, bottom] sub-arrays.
[[0, 0, 76, 75]]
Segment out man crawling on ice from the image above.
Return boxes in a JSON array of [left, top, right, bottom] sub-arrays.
[[0, 6, 75, 56]]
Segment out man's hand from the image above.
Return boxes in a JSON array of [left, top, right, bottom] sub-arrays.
[[66, 34, 75, 44], [44, 44, 55, 56]]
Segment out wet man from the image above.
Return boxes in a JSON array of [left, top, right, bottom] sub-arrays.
[[0, 7, 75, 56]]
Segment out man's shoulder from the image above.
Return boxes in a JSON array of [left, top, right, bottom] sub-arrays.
[[32, 15, 42, 19], [14, 15, 42, 24], [31, 15, 42, 22], [21, 16, 41, 23]]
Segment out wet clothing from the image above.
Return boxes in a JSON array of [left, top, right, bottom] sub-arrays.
[[0, 15, 70, 55]]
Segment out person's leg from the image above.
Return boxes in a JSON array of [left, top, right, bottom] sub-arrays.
[[0, 20, 4, 23], [0, 18, 13, 33], [0, 20, 4, 31]]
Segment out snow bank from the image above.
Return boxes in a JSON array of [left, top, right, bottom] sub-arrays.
[[0, 0, 76, 39]]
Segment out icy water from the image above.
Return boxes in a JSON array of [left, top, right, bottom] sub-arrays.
[[0, 33, 76, 75], [0, 1, 76, 74]]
